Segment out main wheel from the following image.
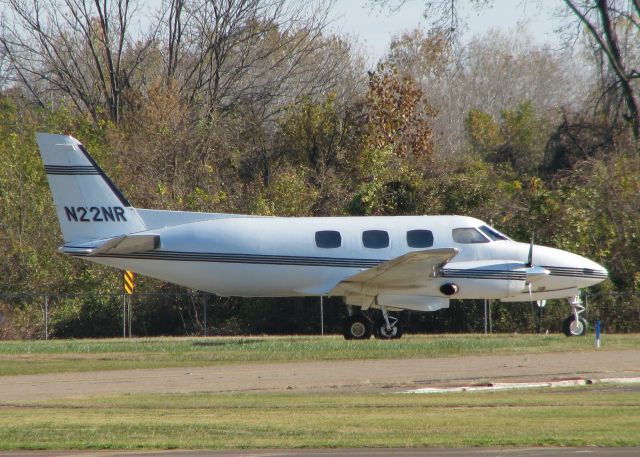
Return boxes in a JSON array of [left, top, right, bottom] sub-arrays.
[[343, 315, 372, 340], [563, 315, 588, 337], [374, 319, 403, 339]]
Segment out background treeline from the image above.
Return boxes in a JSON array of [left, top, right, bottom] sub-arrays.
[[0, 0, 638, 338]]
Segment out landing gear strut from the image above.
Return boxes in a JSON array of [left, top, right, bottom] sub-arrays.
[[374, 306, 403, 339], [563, 295, 588, 337], [342, 306, 403, 340]]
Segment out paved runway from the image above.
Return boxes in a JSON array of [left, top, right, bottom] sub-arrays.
[[1, 448, 639, 457], [3, 349, 640, 401]]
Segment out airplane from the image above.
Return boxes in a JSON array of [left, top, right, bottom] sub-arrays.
[[36, 133, 608, 339]]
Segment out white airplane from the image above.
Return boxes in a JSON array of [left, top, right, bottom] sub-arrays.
[[36, 133, 608, 339]]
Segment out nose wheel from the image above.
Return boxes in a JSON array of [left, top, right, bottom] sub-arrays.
[[563, 295, 588, 337]]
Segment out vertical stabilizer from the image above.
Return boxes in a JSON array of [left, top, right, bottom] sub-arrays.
[[36, 133, 146, 243]]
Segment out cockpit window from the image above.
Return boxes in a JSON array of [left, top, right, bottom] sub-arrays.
[[478, 225, 510, 241], [452, 227, 489, 244]]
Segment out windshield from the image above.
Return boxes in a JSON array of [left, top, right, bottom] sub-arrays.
[[478, 225, 510, 241], [452, 227, 489, 244]]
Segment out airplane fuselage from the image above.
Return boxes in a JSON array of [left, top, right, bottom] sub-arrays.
[[69, 212, 607, 310]]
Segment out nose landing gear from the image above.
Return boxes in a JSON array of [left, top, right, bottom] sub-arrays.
[[563, 295, 588, 337], [374, 306, 403, 339], [342, 305, 403, 340]]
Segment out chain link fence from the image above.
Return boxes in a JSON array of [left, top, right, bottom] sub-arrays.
[[0, 291, 346, 339], [0, 290, 638, 339]]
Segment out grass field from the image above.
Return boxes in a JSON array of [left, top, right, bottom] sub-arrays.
[[1, 388, 639, 449], [1, 333, 639, 376], [2, 335, 639, 450]]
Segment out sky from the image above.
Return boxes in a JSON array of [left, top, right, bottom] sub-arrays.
[[329, 0, 563, 64]]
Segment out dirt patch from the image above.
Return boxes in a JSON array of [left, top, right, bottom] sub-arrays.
[[1, 349, 639, 402]]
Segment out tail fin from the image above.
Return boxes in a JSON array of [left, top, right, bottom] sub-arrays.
[[36, 133, 146, 244]]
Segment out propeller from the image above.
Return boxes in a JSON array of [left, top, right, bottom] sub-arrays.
[[524, 233, 550, 283], [526, 234, 536, 311], [526, 233, 534, 268]]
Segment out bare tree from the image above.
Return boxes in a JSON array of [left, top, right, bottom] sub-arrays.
[[372, 0, 491, 40], [384, 28, 585, 156], [0, 46, 11, 90], [374, 0, 640, 141], [162, 0, 341, 119], [563, 0, 640, 140], [0, 0, 156, 125]]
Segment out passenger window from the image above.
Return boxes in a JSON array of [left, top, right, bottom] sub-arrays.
[[315, 230, 341, 248], [407, 229, 434, 248], [452, 227, 489, 244], [362, 230, 389, 249]]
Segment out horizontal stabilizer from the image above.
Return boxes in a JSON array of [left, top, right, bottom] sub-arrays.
[[60, 234, 160, 256]]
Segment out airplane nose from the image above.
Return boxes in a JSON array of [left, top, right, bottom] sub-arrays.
[[531, 245, 608, 286], [582, 258, 608, 280], [575, 255, 608, 285]]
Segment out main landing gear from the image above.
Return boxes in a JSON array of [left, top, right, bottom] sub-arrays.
[[343, 307, 403, 340], [563, 295, 588, 337]]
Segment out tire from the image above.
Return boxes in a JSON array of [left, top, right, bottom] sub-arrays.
[[343, 315, 372, 340], [563, 315, 588, 337], [374, 319, 403, 339]]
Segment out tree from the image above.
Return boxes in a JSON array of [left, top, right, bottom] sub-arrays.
[[435, 30, 581, 156], [162, 0, 341, 120], [349, 65, 437, 215], [374, 0, 492, 41], [374, 0, 640, 142], [0, 0, 156, 125], [563, 0, 640, 141]]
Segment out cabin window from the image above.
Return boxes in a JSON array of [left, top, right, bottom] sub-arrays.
[[452, 227, 489, 244], [315, 230, 342, 248], [479, 225, 509, 241], [407, 229, 434, 248], [363, 230, 389, 249]]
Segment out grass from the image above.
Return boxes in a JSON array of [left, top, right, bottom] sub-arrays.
[[1, 334, 639, 376], [1, 387, 639, 449]]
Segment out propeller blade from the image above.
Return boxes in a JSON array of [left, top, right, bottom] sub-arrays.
[[523, 232, 549, 281], [526, 233, 534, 267]]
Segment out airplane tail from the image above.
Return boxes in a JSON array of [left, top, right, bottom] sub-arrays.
[[36, 133, 147, 244]]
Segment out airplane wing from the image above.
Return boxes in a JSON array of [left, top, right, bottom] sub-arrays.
[[330, 247, 459, 295], [59, 234, 160, 256]]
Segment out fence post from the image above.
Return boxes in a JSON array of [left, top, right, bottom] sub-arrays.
[[202, 292, 208, 337], [320, 296, 324, 336], [122, 293, 126, 338], [488, 299, 492, 334], [483, 299, 487, 334], [44, 295, 49, 340]]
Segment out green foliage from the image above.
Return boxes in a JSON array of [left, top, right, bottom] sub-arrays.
[[278, 94, 347, 172], [1, 36, 639, 338], [251, 166, 319, 216], [465, 100, 548, 174]]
